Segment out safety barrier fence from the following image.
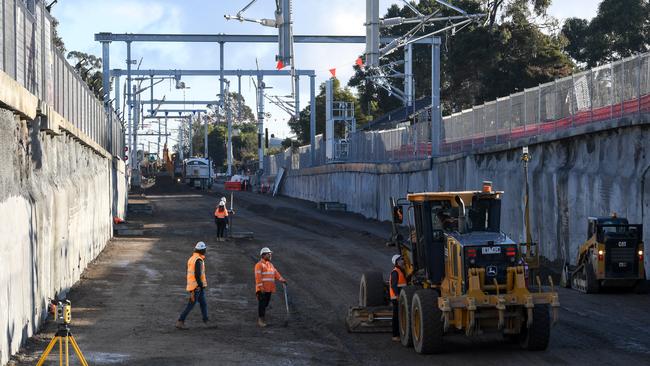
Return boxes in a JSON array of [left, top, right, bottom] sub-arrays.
[[440, 52, 650, 154], [266, 52, 650, 176], [1, 0, 122, 156]]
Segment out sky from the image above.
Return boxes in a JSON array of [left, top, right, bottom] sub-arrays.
[[51, 0, 601, 153]]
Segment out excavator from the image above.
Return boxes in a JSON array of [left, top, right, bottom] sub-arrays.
[[346, 182, 560, 354]]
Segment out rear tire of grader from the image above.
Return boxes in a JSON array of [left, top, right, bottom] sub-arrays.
[[398, 286, 418, 347], [359, 272, 386, 307], [519, 304, 551, 351], [411, 289, 444, 354]]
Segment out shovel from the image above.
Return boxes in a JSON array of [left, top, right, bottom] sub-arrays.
[[282, 283, 290, 327]]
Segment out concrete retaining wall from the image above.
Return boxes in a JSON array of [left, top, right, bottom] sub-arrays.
[[281, 118, 650, 275], [0, 109, 126, 365]]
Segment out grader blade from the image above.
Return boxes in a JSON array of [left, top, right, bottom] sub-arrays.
[[345, 306, 392, 333]]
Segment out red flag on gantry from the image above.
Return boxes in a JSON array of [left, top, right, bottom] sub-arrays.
[[329, 68, 336, 77]]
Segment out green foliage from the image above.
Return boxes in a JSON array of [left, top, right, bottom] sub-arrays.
[[178, 93, 260, 172], [288, 78, 367, 144], [562, 0, 650, 67], [66, 51, 104, 99], [51, 17, 66, 54]]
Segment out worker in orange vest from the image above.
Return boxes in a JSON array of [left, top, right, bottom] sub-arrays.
[[214, 201, 229, 241], [390, 254, 407, 341], [176, 241, 209, 329], [254, 247, 287, 327]]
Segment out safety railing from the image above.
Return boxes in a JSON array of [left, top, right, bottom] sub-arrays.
[[265, 51, 650, 176], [1, 0, 123, 156], [440, 52, 650, 154]]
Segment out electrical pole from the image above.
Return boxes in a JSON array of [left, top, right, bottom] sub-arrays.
[[257, 75, 265, 173]]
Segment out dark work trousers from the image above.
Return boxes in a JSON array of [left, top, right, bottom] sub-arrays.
[[216, 218, 227, 238], [258, 292, 273, 318], [179, 288, 208, 322], [392, 299, 399, 337]]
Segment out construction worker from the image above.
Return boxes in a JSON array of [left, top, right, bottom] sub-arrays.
[[254, 247, 286, 327], [214, 201, 229, 241], [176, 241, 209, 329], [390, 254, 407, 342]]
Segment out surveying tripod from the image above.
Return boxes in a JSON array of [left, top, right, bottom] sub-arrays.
[[36, 300, 89, 366]]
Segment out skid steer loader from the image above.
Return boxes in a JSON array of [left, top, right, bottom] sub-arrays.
[[346, 182, 560, 354], [561, 215, 645, 293]]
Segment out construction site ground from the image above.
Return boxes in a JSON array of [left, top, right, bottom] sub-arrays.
[[9, 178, 650, 365]]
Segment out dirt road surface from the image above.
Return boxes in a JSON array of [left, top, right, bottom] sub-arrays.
[[9, 179, 650, 365]]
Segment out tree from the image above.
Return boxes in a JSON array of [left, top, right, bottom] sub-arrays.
[[562, 0, 650, 67], [177, 93, 261, 172], [51, 17, 66, 54], [288, 78, 367, 144], [66, 51, 104, 99]]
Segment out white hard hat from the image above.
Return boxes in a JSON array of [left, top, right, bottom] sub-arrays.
[[195, 241, 207, 250], [392, 254, 402, 265], [218, 201, 225, 207], [220, 197, 227, 202], [260, 247, 272, 256]]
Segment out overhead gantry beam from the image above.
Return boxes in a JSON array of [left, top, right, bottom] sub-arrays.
[[95, 33, 437, 45], [110, 69, 316, 77]]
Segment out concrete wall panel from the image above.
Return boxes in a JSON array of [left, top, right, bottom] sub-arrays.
[[0, 109, 125, 365], [281, 123, 650, 277]]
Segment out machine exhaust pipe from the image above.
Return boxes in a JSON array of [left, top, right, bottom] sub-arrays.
[[455, 195, 466, 233]]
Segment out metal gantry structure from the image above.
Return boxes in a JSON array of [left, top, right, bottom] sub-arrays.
[[110, 67, 316, 175], [96, 32, 439, 177]]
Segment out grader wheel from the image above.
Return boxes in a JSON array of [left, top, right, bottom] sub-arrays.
[[519, 304, 551, 351], [411, 289, 444, 354], [398, 286, 418, 347], [359, 272, 386, 307]]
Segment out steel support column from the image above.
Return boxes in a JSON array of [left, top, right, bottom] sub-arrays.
[[164, 112, 168, 147], [189, 113, 194, 157], [405, 43, 413, 107], [126, 41, 133, 168], [237, 75, 242, 120], [257, 75, 265, 172], [309, 75, 316, 165], [294, 75, 300, 122], [101, 41, 112, 154], [226, 81, 233, 176], [430, 37, 441, 157], [219, 41, 225, 120]]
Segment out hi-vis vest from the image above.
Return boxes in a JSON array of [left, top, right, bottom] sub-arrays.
[[186, 253, 207, 291], [254, 259, 284, 293], [389, 266, 407, 300], [214, 207, 228, 219]]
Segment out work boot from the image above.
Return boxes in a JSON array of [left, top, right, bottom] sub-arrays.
[[175, 320, 188, 330], [391, 336, 400, 342], [257, 318, 267, 328]]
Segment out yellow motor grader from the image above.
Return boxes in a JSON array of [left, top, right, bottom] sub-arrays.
[[347, 183, 559, 354]]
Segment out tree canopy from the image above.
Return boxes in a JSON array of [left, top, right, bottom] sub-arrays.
[[288, 78, 367, 144], [562, 0, 650, 67]]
